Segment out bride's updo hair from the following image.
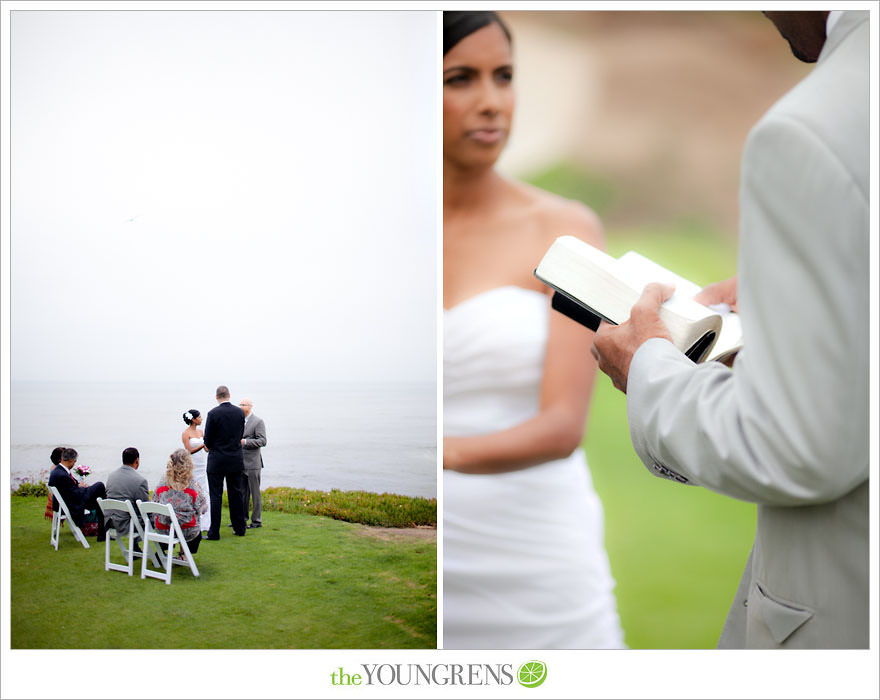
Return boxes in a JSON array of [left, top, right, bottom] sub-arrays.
[[443, 11, 511, 56], [182, 409, 200, 425], [165, 448, 195, 490]]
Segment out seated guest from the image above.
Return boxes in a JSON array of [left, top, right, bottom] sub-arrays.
[[48, 447, 107, 541], [154, 449, 207, 555], [44, 446, 66, 519], [104, 447, 149, 540]]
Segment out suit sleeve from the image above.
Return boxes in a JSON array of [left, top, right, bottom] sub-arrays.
[[626, 114, 869, 506], [49, 470, 86, 520], [48, 469, 64, 509], [137, 477, 149, 504], [244, 419, 267, 449], [51, 471, 79, 506], [203, 413, 214, 449]]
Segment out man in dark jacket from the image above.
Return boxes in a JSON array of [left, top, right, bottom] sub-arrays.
[[203, 385, 247, 539], [48, 447, 107, 541]]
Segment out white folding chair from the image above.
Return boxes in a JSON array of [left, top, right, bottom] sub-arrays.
[[128, 503, 165, 571], [49, 485, 90, 550], [96, 498, 135, 574], [97, 498, 164, 574], [136, 500, 200, 584]]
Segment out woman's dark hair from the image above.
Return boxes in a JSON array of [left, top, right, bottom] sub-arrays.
[[443, 11, 511, 56], [183, 408, 201, 426]]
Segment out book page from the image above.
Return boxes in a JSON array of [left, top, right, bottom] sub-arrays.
[[617, 251, 712, 323], [536, 238, 642, 325], [618, 251, 743, 361], [709, 309, 743, 361], [536, 237, 729, 359]]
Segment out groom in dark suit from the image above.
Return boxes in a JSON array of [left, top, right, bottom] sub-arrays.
[[204, 385, 247, 538]]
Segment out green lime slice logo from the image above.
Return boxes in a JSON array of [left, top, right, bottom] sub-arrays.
[[517, 660, 547, 688]]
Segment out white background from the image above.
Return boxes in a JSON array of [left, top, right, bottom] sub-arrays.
[[2, 3, 878, 700], [9, 8, 436, 383]]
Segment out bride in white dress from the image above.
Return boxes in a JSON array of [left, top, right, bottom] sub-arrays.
[[443, 11, 624, 649], [182, 409, 210, 533]]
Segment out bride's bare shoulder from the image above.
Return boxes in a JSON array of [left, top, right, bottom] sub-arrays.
[[506, 179, 604, 249]]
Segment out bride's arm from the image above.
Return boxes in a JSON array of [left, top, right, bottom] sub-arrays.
[[182, 430, 204, 454], [444, 299, 598, 474]]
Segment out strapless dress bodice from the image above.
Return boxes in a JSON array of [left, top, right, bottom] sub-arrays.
[[444, 286, 549, 436], [189, 436, 207, 469], [442, 285, 624, 649], [188, 435, 210, 533]]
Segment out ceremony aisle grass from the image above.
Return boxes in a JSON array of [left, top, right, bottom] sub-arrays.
[[10, 495, 436, 649]]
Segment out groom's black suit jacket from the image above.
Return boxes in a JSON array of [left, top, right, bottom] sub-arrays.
[[205, 401, 246, 474]]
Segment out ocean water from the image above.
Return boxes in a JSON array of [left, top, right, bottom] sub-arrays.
[[10, 380, 437, 499]]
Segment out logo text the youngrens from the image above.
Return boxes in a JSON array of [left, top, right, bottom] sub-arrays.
[[330, 664, 515, 687]]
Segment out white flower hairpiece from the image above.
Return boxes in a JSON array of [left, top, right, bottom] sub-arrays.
[[184, 411, 193, 421]]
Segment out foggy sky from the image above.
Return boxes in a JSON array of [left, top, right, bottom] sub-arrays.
[[11, 10, 437, 382]]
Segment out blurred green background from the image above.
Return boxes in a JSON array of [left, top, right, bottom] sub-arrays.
[[530, 161, 751, 649], [500, 11, 810, 648]]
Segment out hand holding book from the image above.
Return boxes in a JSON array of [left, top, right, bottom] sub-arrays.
[[534, 236, 743, 365], [534, 236, 744, 392], [590, 283, 675, 393], [693, 275, 738, 313]]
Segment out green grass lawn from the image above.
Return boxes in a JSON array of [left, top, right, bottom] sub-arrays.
[[11, 496, 436, 649], [586, 224, 754, 648], [525, 163, 756, 649], [585, 378, 755, 649]]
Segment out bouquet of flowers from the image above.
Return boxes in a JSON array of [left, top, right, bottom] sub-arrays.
[[73, 465, 92, 483]]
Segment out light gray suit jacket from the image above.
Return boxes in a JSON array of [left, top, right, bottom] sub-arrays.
[[242, 413, 267, 472], [104, 464, 149, 536], [626, 11, 868, 649]]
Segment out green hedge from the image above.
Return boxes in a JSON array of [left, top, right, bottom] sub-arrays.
[[10, 479, 437, 529], [11, 479, 49, 498], [262, 486, 436, 528]]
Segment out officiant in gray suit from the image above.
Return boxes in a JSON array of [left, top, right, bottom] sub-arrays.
[[239, 397, 267, 529], [591, 11, 868, 648]]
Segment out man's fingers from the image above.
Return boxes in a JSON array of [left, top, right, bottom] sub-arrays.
[[694, 276, 737, 310], [595, 319, 613, 334], [631, 282, 674, 320], [693, 284, 719, 306], [592, 320, 612, 359], [642, 282, 675, 306]]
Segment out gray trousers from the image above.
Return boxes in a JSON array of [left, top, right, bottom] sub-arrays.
[[242, 469, 262, 524]]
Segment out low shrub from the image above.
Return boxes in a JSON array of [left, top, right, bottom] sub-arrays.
[[262, 486, 436, 528], [11, 473, 49, 498]]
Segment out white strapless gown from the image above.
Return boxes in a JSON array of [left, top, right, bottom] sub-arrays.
[[189, 437, 210, 533], [444, 286, 625, 649]]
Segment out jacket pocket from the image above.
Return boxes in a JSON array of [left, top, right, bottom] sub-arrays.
[[752, 581, 814, 645]]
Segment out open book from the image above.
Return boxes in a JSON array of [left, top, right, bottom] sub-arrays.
[[534, 235, 742, 364]]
